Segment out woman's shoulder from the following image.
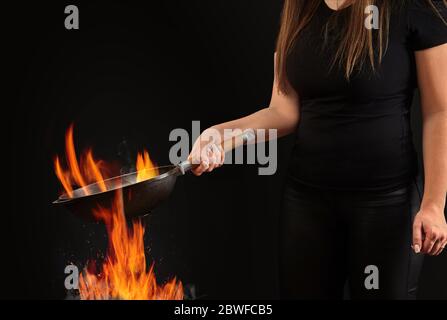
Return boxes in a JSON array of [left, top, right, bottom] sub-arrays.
[[395, 0, 447, 51], [397, 0, 446, 17]]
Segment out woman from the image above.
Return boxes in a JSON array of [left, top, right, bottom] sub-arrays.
[[188, 0, 447, 299]]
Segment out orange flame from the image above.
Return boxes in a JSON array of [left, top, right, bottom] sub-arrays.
[[54, 125, 182, 300], [85, 150, 107, 193], [54, 156, 73, 198], [54, 125, 108, 197], [79, 191, 183, 300], [65, 124, 88, 189], [136, 151, 158, 183], [54, 125, 160, 198]]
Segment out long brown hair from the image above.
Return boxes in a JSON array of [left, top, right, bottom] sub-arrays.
[[275, 0, 447, 93]]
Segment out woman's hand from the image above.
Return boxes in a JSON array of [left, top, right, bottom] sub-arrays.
[[412, 208, 447, 256], [188, 128, 225, 176]]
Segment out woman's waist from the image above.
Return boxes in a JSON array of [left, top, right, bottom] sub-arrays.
[[287, 145, 418, 192], [283, 173, 421, 207]]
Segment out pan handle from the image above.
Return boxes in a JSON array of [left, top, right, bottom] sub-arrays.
[[177, 129, 256, 175]]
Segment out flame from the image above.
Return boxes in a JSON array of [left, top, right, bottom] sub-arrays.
[[54, 156, 73, 198], [79, 191, 183, 300], [65, 124, 88, 189], [54, 125, 159, 198], [54, 125, 182, 300], [54, 125, 108, 197], [85, 150, 107, 193], [136, 151, 158, 183]]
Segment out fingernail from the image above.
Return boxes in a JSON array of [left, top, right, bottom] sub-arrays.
[[413, 244, 420, 254]]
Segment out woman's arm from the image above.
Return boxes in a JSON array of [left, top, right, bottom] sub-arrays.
[[413, 43, 447, 256], [189, 53, 300, 175]]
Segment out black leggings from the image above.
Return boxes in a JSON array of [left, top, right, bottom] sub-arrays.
[[279, 176, 425, 300]]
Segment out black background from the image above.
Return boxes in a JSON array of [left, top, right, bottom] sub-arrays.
[[3, 0, 446, 299]]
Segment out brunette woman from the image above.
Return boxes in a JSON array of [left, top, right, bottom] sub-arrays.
[[189, 0, 447, 299]]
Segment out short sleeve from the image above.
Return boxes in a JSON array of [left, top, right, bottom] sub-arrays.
[[408, 0, 447, 51]]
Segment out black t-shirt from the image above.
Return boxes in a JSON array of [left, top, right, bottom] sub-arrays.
[[286, 0, 447, 191]]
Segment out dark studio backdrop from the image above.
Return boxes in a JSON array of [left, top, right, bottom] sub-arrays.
[[3, 1, 447, 300]]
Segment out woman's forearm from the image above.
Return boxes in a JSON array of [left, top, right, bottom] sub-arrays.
[[210, 105, 299, 141], [421, 111, 447, 214]]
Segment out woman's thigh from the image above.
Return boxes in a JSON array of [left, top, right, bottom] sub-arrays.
[[279, 181, 347, 299], [342, 181, 424, 300]]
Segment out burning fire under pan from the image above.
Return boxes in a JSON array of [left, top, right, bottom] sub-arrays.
[[53, 124, 254, 300]]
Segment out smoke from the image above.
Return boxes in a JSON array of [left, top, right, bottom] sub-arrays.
[[117, 137, 135, 174]]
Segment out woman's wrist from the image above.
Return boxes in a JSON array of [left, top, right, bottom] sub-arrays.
[[420, 200, 446, 216]]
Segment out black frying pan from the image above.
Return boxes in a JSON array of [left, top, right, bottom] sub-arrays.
[[53, 131, 255, 220]]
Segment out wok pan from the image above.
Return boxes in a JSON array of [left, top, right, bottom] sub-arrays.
[[53, 130, 255, 221]]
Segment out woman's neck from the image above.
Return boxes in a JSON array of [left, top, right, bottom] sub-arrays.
[[324, 0, 353, 11]]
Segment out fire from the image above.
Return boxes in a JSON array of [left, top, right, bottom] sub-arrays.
[[79, 191, 183, 300], [54, 124, 108, 197], [136, 150, 158, 183], [54, 125, 159, 198], [54, 125, 183, 300]]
